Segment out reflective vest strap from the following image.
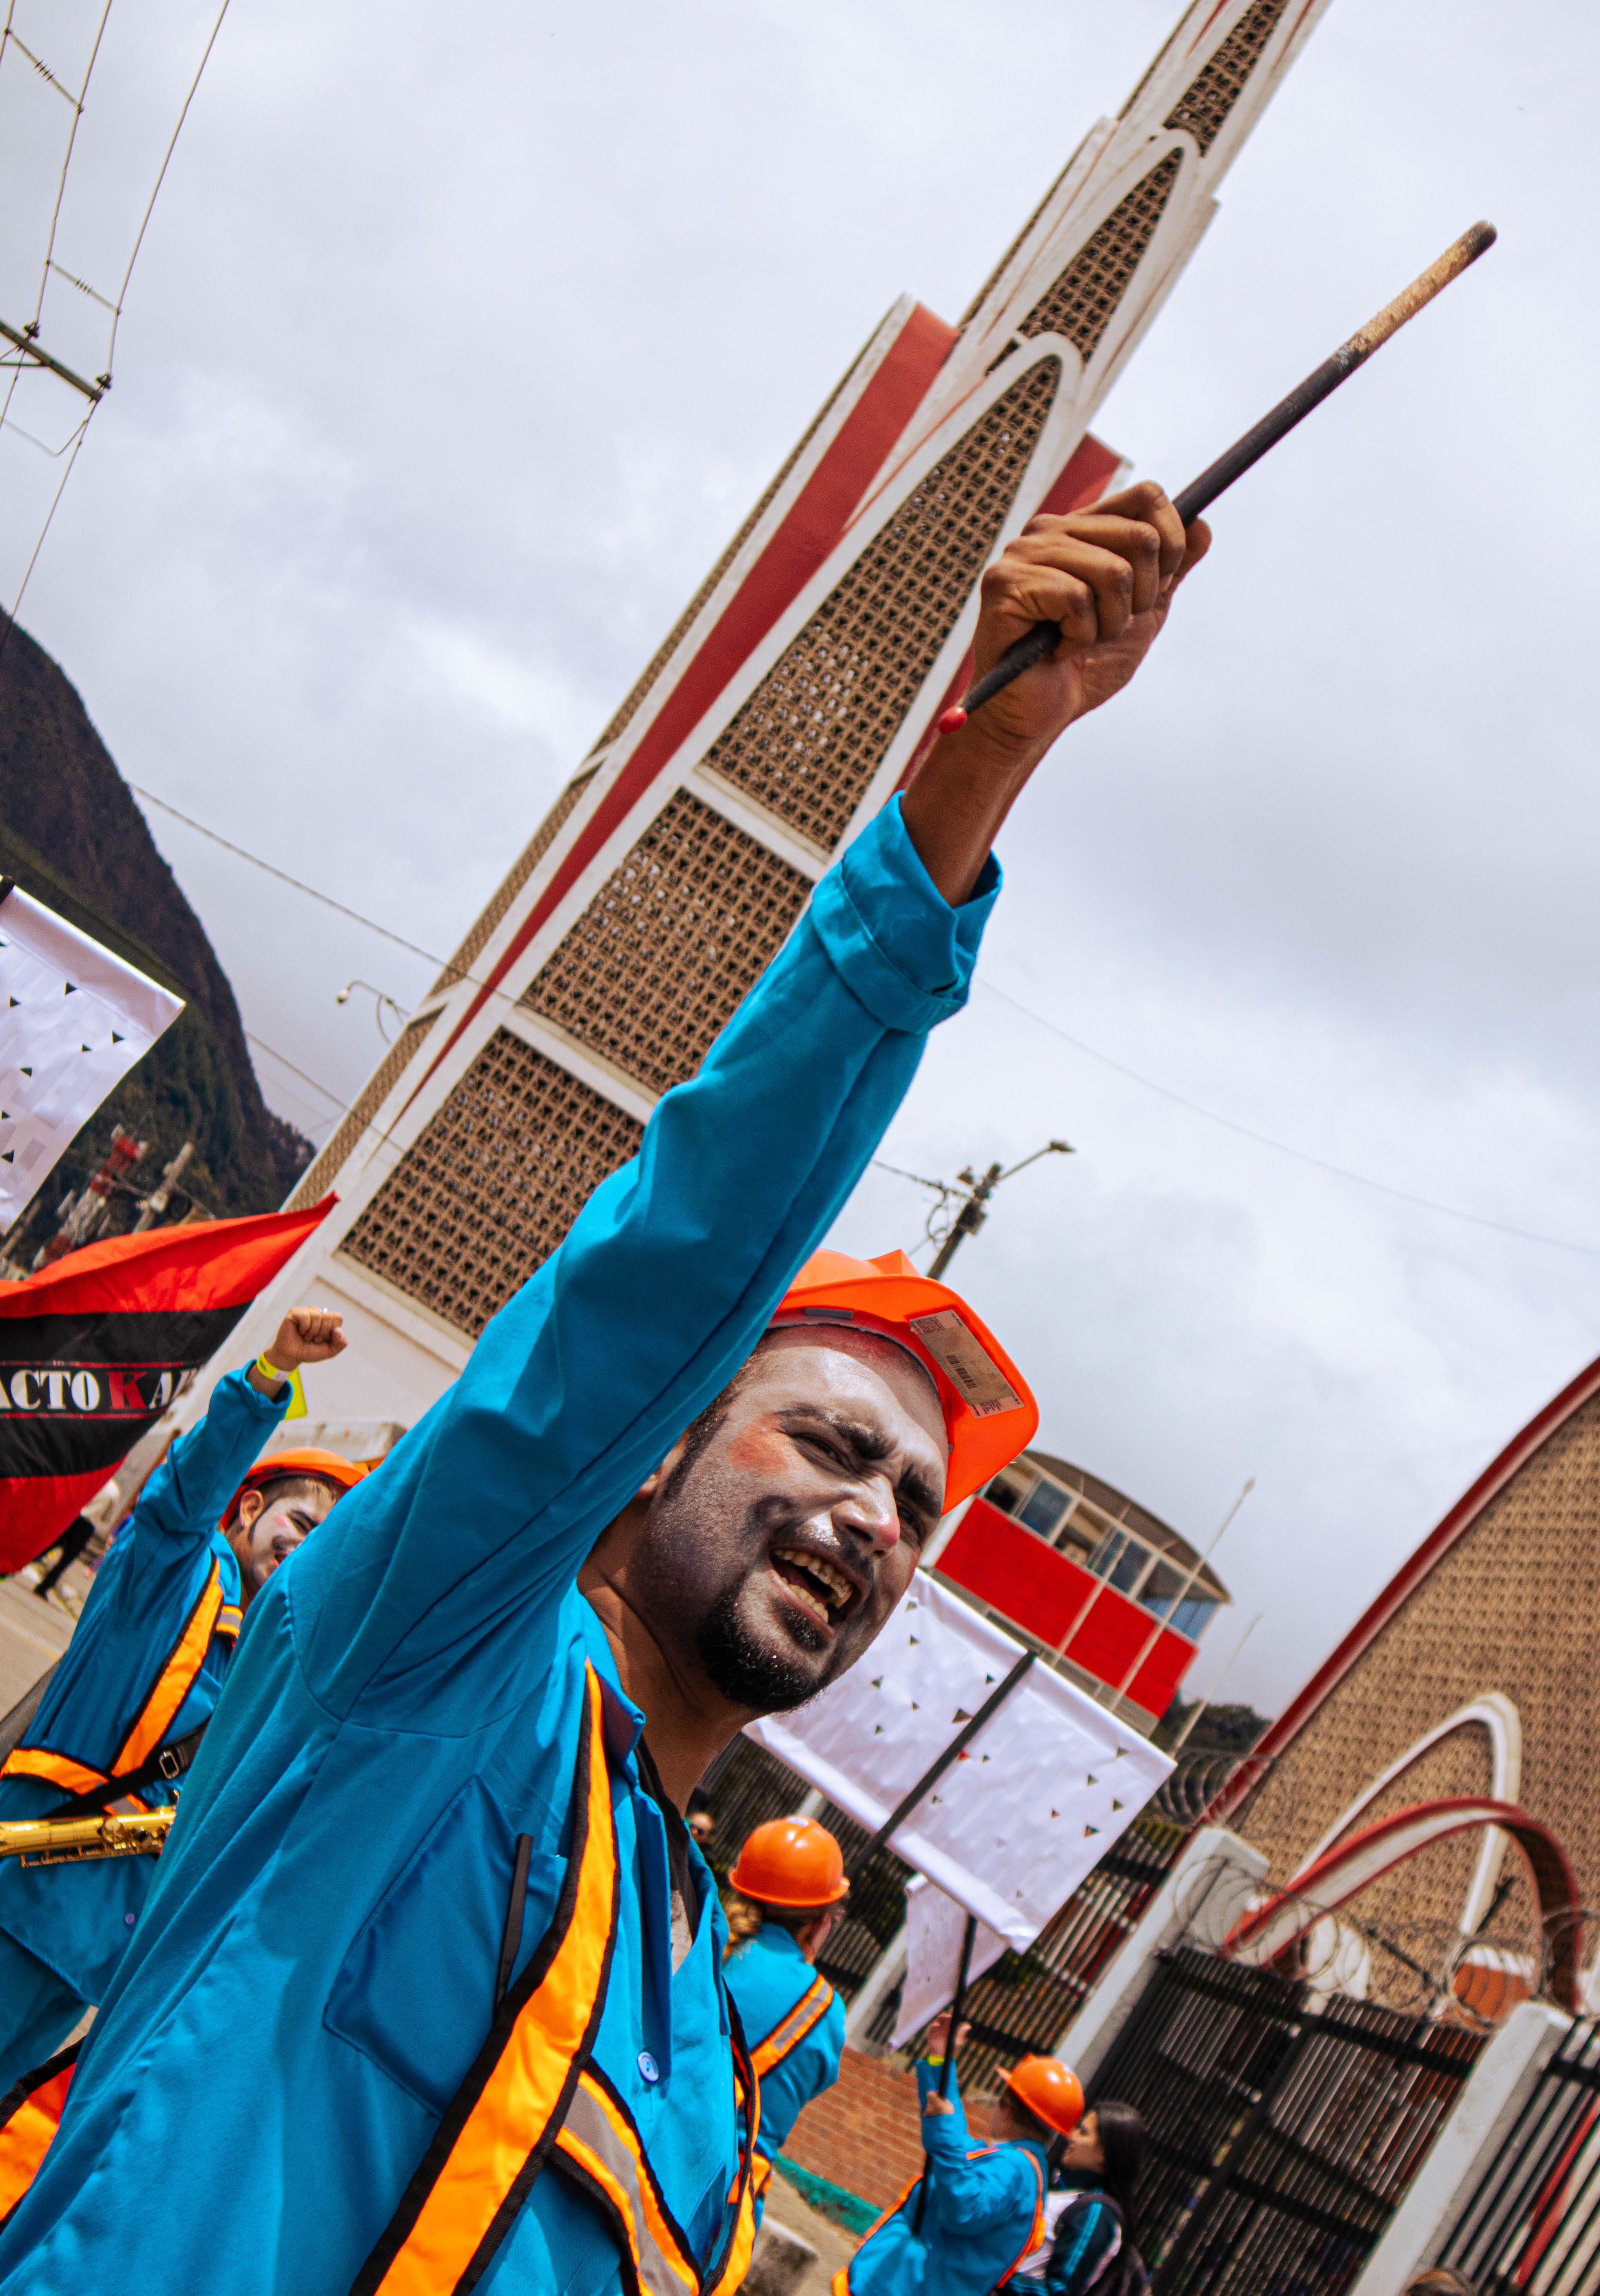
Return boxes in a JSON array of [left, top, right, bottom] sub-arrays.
[[0, 2042, 79, 2225], [0, 1748, 105, 1796], [701, 2019, 759, 2296], [751, 2157, 772, 2199], [556, 2076, 700, 2296], [351, 1665, 620, 2296], [750, 1974, 835, 2078], [216, 1605, 243, 1643], [113, 1560, 226, 1774], [835, 2170, 923, 2296], [555, 2050, 759, 2296], [991, 2147, 1047, 2288]]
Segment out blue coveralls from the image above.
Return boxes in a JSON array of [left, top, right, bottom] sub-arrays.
[[0, 1367, 286, 2088], [0, 797, 998, 2296], [723, 1921, 846, 2214], [845, 2062, 1047, 2296]]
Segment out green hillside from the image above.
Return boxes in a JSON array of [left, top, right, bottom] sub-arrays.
[[0, 610, 312, 1254]]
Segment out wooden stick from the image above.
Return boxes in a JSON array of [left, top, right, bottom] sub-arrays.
[[938, 222, 1497, 733]]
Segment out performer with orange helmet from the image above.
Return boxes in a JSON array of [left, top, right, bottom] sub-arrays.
[[0, 487, 1208, 2296], [840, 2016, 1086, 2296], [724, 1817, 851, 2215], [0, 1308, 355, 2090]]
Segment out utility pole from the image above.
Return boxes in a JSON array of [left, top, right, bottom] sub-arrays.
[[884, 1140, 1074, 1281]]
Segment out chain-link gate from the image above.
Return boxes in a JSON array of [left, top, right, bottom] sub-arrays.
[[1088, 1944, 1484, 2294]]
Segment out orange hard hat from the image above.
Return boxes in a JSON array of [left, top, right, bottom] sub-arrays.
[[1003, 2056, 1086, 2139], [221, 1447, 370, 1527], [769, 1250, 1038, 1510], [729, 1818, 849, 1909]]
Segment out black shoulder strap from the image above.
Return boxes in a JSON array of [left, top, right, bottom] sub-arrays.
[[33, 1724, 209, 1823]]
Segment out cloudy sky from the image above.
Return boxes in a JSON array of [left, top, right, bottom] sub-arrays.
[[3, 0, 1597, 1715]]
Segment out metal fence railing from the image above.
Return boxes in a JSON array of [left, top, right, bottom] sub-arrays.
[[1089, 1944, 1485, 2296], [1437, 2015, 1600, 2294], [860, 1811, 1188, 2089], [697, 1733, 913, 2001]]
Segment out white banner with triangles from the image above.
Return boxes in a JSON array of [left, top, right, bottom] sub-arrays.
[[746, 1572, 1173, 1950], [0, 884, 183, 1232]]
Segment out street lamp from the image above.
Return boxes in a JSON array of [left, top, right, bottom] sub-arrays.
[[877, 1140, 1074, 1279]]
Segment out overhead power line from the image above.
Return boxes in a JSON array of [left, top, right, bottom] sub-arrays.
[[977, 978, 1600, 1258], [0, 0, 232, 637], [132, 776, 1600, 1259]]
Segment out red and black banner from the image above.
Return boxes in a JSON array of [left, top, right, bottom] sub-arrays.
[[0, 1199, 333, 1567]]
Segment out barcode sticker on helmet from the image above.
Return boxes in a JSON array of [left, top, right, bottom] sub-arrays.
[[908, 1310, 1021, 1418]]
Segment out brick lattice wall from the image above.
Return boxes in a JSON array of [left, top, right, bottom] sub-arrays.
[[782, 2048, 942, 2212]]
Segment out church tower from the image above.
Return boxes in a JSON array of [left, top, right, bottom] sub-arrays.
[[227, 0, 1336, 1429]]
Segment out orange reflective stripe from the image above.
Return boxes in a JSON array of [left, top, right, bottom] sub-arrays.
[[0, 2044, 78, 2224], [835, 2171, 922, 2296], [750, 1974, 834, 2077], [216, 1605, 243, 1643], [0, 1749, 105, 1796], [994, 2148, 1047, 2287], [353, 1666, 619, 2296], [751, 2156, 773, 2199], [114, 1561, 225, 1774]]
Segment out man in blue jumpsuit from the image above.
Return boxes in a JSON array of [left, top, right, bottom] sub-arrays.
[[841, 2023, 1083, 2296], [0, 483, 1206, 2295], [723, 1817, 850, 2216], [0, 1308, 352, 2086]]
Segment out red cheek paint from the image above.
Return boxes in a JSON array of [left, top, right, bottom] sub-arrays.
[[724, 1424, 793, 1476]]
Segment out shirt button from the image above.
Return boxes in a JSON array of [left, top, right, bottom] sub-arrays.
[[124, 1913, 136, 1926], [637, 2052, 659, 2084]]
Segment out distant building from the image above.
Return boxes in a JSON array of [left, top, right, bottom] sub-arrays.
[[934, 1448, 1229, 1732]]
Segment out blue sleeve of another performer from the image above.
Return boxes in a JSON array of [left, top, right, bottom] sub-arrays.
[[292, 798, 999, 1713], [915, 2063, 1038, 2236], [109, 1367, 288, 1608]]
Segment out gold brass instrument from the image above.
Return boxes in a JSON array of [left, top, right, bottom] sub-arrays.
[[0, 1806, 174, 1868]]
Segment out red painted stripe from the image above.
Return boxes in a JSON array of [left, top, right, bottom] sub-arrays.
[[1209, 1349, 1600, 1825], [413, 304, 958, 1101]]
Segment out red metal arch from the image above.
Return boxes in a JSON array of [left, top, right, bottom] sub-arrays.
[[1222, 1797, 1584, 2012]]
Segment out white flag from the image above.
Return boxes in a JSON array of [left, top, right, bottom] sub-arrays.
[[747, 1573, 1173, 1949], [892, 1876, 1010, 2049], [0, 884, 183, 1232]]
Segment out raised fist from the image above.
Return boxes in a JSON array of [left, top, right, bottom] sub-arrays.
[[269, 1307, 347, 1369]]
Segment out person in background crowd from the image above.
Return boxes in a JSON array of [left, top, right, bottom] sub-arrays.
[[1016, 2100, 1148, 2296], [1403, 2272, 1476, 2294], [840, 2015, 1085, 2296], [28, 1513, 97, 1604], [688, 1790, 716, 1856], [723, 1817, 849, 2218], [0, 1309, 357, 2089]]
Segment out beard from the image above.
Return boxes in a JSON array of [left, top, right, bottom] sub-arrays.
[[694, 1578, 845, 1713]]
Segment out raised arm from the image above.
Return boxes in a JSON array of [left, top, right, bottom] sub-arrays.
[[113, 1311, 347, 1595], [294, 490, 1208, 1705]]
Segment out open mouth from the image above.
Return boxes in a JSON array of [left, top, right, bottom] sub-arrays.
[[770, 1546, 861, 1631]]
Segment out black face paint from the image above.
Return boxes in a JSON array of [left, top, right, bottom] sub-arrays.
[[695, 1578, 835, 1713]]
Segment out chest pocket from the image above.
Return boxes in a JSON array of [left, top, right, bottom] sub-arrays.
[[324, 1774, 565, 2115]]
